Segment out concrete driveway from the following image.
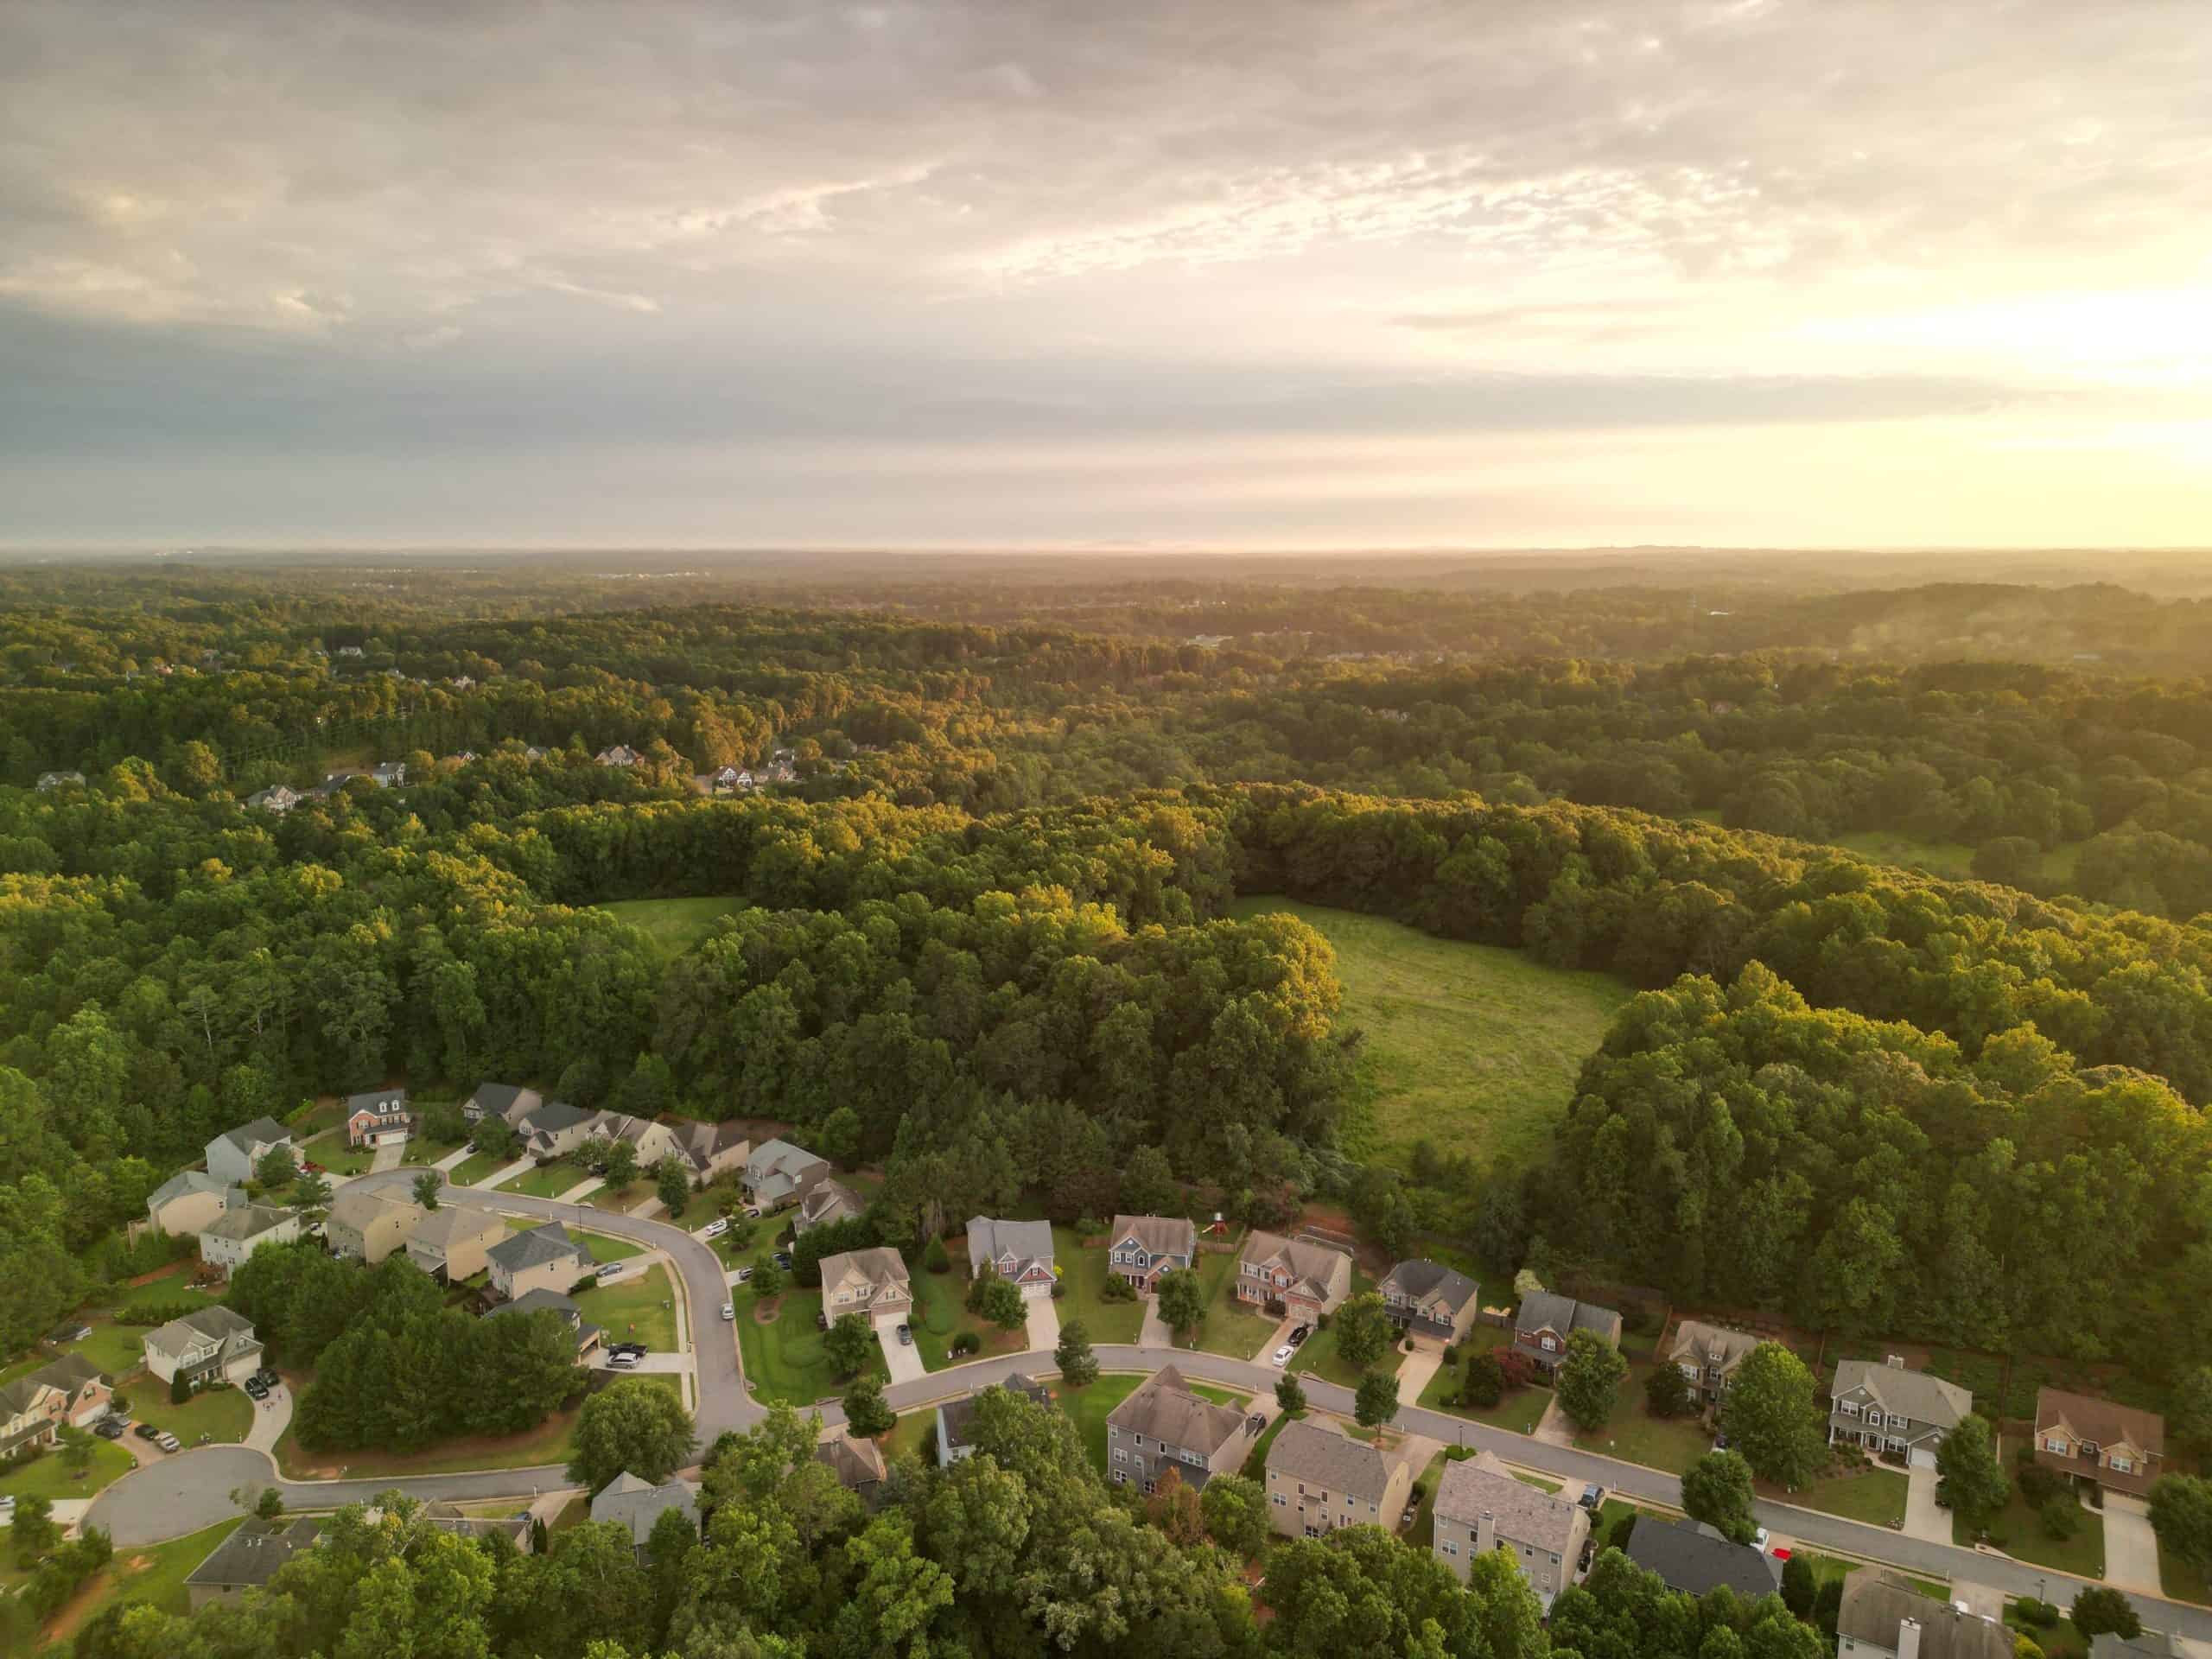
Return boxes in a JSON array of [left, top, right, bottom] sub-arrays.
[[369, 1141, 406, 1173], [1252, 1314, 1297, 1364], [1904, 1461, 1950, 1544], [880, 1325, 928, 1385], [1396, 1346, 1445, 1410], [1138, 1299, 1173, 1347], [2104, 1492, 2161, 1593], [1024, 1295, 1060, 1355]]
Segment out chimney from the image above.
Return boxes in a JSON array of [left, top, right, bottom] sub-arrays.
[[1897, 1619, 1922, 1659], [1885, 1355, 1906, 1370]]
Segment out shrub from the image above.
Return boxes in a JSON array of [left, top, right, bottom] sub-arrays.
[[950, 1331, 982, 1357], [1100, 1275, 1138, 1304], [119, 1300, 207, 1328], [170, 1370, 191, 1406], [1050, 1280, 1066, 1300], [1409, 1480, 1428, 1503], [1463, 1353, 1505, 1408], [2015, 1599, 2060, 1628], [2038, 1497, 2082, 1541], [1441, 1344, 1459, 1365], [2016, 1460, 2063, 1506], [1496, 1348, 1536, 1390], [1263, 1297, 1286, 1319]]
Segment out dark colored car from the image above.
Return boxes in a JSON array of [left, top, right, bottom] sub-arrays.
[[245, 1378, 269, 1400], [771, 1252, 793, 1271], [610, 1341, 648, 1358], [254, 1369, 279, 1389], [1578, 1483, 1605, 1511], [1287, 1325, 1312, 1346], [94, 1419, 126, 1440], [134, 1423, 160, 1441]]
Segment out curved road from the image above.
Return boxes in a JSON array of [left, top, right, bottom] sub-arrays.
[[84, 1192, 2212, 1643]]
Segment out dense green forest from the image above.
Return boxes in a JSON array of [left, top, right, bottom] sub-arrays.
[[4, 559, 2212, 1656]]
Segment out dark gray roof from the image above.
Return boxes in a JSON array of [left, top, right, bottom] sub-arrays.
[[487, 1222, 592, 1273], [1380, 1258, 1480, 1313], [1109, 1215, 1195, 1257], [219, 1116, 292, 1152], [1266, 1419, 1400, 1502], [1839, 1572, 2013, 1659], [1516, 1290, 1621, 1344], [2091, 1636, 2180, 1659], [186, 1518, 322, 1589], [487, 1288, 582, 1322], [589, 1473, 699, 1548], [967, 1217, 1054, 1273], [1624, 1517, 1782, 1599], [346, 1088, 409, 1113], [1106, 1365, 1246, 1458], [521, 1101, 595, 1135], [467, 1083, 535, 1116]]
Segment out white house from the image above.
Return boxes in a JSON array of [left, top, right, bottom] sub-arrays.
[[206, 1117, 294, 1186], [199, 1204, 303, 1277]]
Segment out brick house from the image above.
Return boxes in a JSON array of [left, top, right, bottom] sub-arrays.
[[1234, 1231, 1352, 1319]]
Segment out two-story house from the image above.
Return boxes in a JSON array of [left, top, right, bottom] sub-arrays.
[[199, 1203, 303, 1278], [2032, 1389, 2165, 1499], [1829, 1357, 1973, 1469], [344, 1088, 412, 1149], [966, 1217, 1057, 1298], [1265, 1418, 1412, 1539], [816, 1432, 887, 1503], [585, 1111, 683, 1172], [487, 1223, 594, 1302], [1378, 1259, 1482, 1344], [144, 1306, 264, 1387], [1235, 1231, 1353, 1319], [1837, 1569, 2013, 1659], [184, 1517, 322, 1609], [462, 1084, 543, 1128], [937, 1373, 1054, 1465], [206, 1116, 294, 1186], [518, 1102, 601, 1161], [819, 1247, 912, 1330], [0, 1357, 113, 1459], [324, 1190, 426, 1265], [588, 1471, 699, 1561], [1512, 1291, 1623, 1381], [486, 1287, 602, 1357], [1664, 1320, 1763, 1412], [406, 1207, 508, 1283], [594, 745, 642, 769], [745, 1140, 830, 1211], [1432, 1450, 1588, 1611], [792, 1179, 865, 1238], [1103, 1365, 1253, 1493], [146, 1169, 242, 1237], [245, 785, 302, 815], [1107, 1215, 1196, 1292], [671, 1120, 750, 1185]]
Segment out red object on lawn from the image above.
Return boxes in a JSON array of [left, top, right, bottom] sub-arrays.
[[1770, 1548, 1791, 1560]]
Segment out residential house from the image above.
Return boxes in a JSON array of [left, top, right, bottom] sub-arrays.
[[199, 1203, 303, 1277], [26, 1356, 112, 1428], [146, 1169, 241, 1236], [487, 1223, 594, 1302], [345, 1087, 412, 1149], [486, 1287, 602, 1357], [1106, 1215, 1195, 1291], [35, 771, 86, 791], [586, 1111, 683, 1171], [816, 1433, 887, 1501], [594, 745, 641, 768], [1624, 1516, 1783, 1599], [590, 1472, 699, 1560], [420, 1501, 531, 1550], [745, 1139, 830, 1211], [818, 1247, 913, 1330], [792, 1179, 864, 1238], [406, 1207, 507, 1284], [671, 1120, 750, 1184], [1829, 1357, 1974, 1469], [1265, 1418, 1412, 1539], [144, 1306, 264, 1387], [369, 760, 406, 787], [206, 1116, 295, 1185], [518, 1101, 601, 1160], [966, 1217, 1057, 1298], [2032, 1389, 2166, 1499], [1235, 1231, 1353, 1319], [1432, 1450, 1588, 1611], [1104, 1365, 1253, 1494], [324, 1190, 426, 1265], [245, 785, 302, 814], [937, 1373, 1054, 1466], [184, 1518, 323, 1609], [1837, 1570, 2013, 1659], [1664, 1320, 1763, 1411], [1512, 1291, 1624, 1380], [463, 1084, 543, 1127], [1378, 1259, 1482, 1344], [0, 1357, 114, 1459]]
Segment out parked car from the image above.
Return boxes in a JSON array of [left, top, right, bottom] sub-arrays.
[[702, 1217, 728, 1239], [1270, 1344, 1294, 1367], [94, 1419, 125, 1440], [103, 1412, 131, 1430], [133, 1423, 160, 1442], [0, 1497, 16, 1521], [302, 1161, 327, 1175], [1713, 1431, 1732, 1452], [1287, 1324, 1312, 1347], [156, 1432, 181, 1452], [721, 1303, 735, 1321], [1578, 1483, 1605, 1512], [254, 1369, 278, 1389], [896, 1324, 912, 1345], [770, 1251, 792, 1270], [607, 1351, 639, 1369], [743, 1205, 762, 1219], [1752, 1527, 1770, 1553], [733, 1266, 753, 1284], [48, 1323, 92, 1344], [245, 1378, 269, 1400]]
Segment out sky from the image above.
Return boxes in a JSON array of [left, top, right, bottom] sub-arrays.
[[3, 0, 2210, 550]]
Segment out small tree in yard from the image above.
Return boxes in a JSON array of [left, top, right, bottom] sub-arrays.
[[1681, 1449, 1759, 1544], [750, 1260, 785, 1300], [292, 1169, 332, 1210], [1554, 1329, 1629, 1433], [923, 1236, 950, 1274], [1199, 1473, 1272, 1558], [255, 1147, 297, 1190], [413, 1170, 442, 1211], [823, 1313, 875, 1380], [1332, 1293, 1395, 1371], [170, 1370, 192, 1405], [602, 1138, 639, 1189], [474, 1118, 518, 1161], [1644, 1362, 1694, 1419], [1146, 1465, 1205, 1545], [973, 1276, 1027, 1332], [10, 1496, 57, 1566], [1780, 1554, 1816, 1618], [2069, 1587, 2141, 1641], [1153, 1268, 1206, 1336], [569, 1376, 696, 1491], [1719, 1341, 1827, 1488], [842, 1374, 895, 1439], [1463, 1351, 1505, 1408], [1275, 1375, 1306, 1415], [1056, 1319, 1098, 1389], [2151, 1474, 2212, 1579], [57, 1425, 93, 1478], [654, 1156, 690, 1218], [1936, 1414, 2010, 1533], [2038, 1496, 2082, 1542], [1355, 1370, 1401, 1431]]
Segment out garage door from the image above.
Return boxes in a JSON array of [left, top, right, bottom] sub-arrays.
[[1021, 1280, 1052, 1300], [1910, 1447, 1936, 1470]]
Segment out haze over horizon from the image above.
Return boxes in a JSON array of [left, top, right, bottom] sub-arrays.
[[6, 1, 2210, 550]]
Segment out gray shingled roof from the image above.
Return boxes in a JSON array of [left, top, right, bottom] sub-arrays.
[[201, 1203, 295, 1242], [520, 1101, 595, 1135], [589, 1473, 699, 1547], [487, 1222, 592, 1273], [1380, 1258, 1480, 1314], [1624, 1516, 1783, 1599], [219, 1116, 291, 1152], [1433, 1451, 1582, 1554], [149, 1168, 235, 1210], [968, 1217, 1054, 1273], [1106, 1366, 1247, 1457], [1109, 1215, 1195, 1257], [1516, 1290, 1622, 1344], [1832, 1359, 1973, 1427], [1839, 1572, 2013, 1659], [1266, 1418, 1399, 1502]]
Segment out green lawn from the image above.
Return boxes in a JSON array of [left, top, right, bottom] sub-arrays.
[[2162, 1538, 2210, 1605], [884, 1410, 937, 1467], [1408, 1448, 1453, 1547], [274, 1375, 683, 1479], [587, 1181, 654, 1215], [734, 1287, 882, 1407], [1052, 1227, 1144, 1345], [1416, 1346, 1554, 1436], [909, 1262, 1023, 1372], [302, 1138, 378, 1176], [450, 1149, 509, 1187], [396, 1137, 467, 1168], [1229, 899, 1630, 1173], [577, 1230, 646, 1263], [1057, 1374, 1145, 1473], [1287, 1313, 1405, 1390], [1571, 1364, 1713, 1475], [1241, 1408, 1302, 1480], [574, 1265, 679, 1352], [108, 1274, 220, 1318], [1829, 831, 2082, 889], [1955, 1484, 2106, 1579], [1792, 1465, 1908, 1528], [59, 1516, 245, 1632], [597, 896, 744, 955], [1188, 1250, 1277, 1359], [61, 1320, 149, 1382], [506, 1161, 589, 1199], [0, 1438, 133, 1502], [137, 1383, 257, 1447]]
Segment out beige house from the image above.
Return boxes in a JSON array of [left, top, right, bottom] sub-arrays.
[[1104, 1364, 1254, 1492], [1432, 1450, 1588, 1611], [1664, 1320, 1763, 1411], [406, 1207, 508, 1283], [792, 1179, 864, 1237], [2033, 1389, 2166, 1498], [486, 1222, 594, 1301], [1235, 1231, 1353, 1319], [199, 1203, 302, 1278], [1838, 1570, 2013, 1659], [671, 1120, 750, 1184], [0, 1357, 113, 1459], [144, 1306, 264, 1387], [146, 1169, 240, 1237], [325, 1190, 426, 1265], [587, 1111, 683, 1171], [1378, 1259, 1482, 1344], [1264, 1418, 1411, 1539], [818, 1246, 913, 1330]]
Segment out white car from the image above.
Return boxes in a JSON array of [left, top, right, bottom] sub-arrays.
[[702, 1217, 728, 1240], [721, 1303, 735, 1321], [1753, 1527, 1770, 1553], [1271, 1344, 1295, 1368]]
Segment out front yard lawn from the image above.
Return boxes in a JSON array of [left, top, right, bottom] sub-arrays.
[[109, 1273, 220, 1318], [1287, 1319, 1404, 1390], [1955, 1486, 2106, 1580], [506, 1162, 588, 1199], [883, 1410, 936, 1467], [449, 1150, 508, 1187], [1415, 1353, 1553, 1436], [395, 1137, 467, 1169], [0, 1437, 134, 1501], [1570, 1365, 1713, 1475], [909, 1261, 1023, 1372], [587, 1181, 653, 1215], [1189, 1251, 1277, 1359], [2005, 1605, 2089, 1659], [53, 1516, 245, 1637], [577, 1230, 646, 1263], [64, 1319, 149, 1382], [734, 1287, 882, 1407], [304, 1140, 378, 1176], [137, 1382, 256, 1447], [574, 1265, 679, 1352], [2162, 1538, 2210, 1605], [1051, 1226, 1143, 1344], [1056, 1374, 1145, 1473], [1789, 1465, 1908, 1528]]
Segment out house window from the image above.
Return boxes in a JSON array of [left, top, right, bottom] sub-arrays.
[[1541, 1336, 1557, 1353], [1839, 1400, 1859, 1416], [1271, 1493, 1287, 1507], [1112, 1471, 1125, 1485], [2044, 1436, 2067, 1453], [2111, 1455, 2133, 1473]]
